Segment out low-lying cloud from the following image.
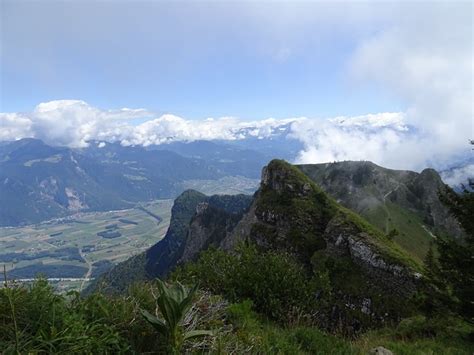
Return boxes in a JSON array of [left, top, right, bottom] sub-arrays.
[[0, 100, 298, 147], [440, 164, 474, 189], [2, 100, 471, 179]]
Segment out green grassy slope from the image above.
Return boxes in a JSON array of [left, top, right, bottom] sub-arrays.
[[258, 160, 421, 271], [364, 202, 434, 263], [297, 161, 451, 263]]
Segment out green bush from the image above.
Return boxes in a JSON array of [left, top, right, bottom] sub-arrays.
[[221, 300, 356, 354], [173, 243, 319, 323], [0, 279, 128, 353], [1, 278, 472, 354]]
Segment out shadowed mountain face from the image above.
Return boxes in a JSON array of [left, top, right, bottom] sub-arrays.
[[91, 160, 426, 326], [0, 139, 263, 226], [297, 161, 462, 261], [144, 191, 253, 277], [86, 190, 253, 294]]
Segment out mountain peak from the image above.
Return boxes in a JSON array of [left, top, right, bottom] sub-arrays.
[[261, 159, 314, 197]]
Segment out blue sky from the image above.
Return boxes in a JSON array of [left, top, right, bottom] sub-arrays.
[[0, 1, 471, 172], [1, 1, 408, 118]]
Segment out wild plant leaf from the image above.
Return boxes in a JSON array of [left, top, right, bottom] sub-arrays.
[[157, 291, 180, 329], [140, 309, 168, 336], [180, 283, 198, 316], [168, 281, 186, 304]]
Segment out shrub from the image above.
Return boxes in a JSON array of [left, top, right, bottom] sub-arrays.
[[173, 243, 319, 323], [0, 279, 127, 353]]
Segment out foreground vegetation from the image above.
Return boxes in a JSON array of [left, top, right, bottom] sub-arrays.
[[1, 277, 472, 354]]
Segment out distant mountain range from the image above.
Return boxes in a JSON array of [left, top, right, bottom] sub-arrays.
[[0, 136, 470, 228], [0, 139, 268, 226]]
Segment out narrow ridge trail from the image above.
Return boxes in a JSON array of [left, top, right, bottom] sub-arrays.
[[382, 183, 400, 233]]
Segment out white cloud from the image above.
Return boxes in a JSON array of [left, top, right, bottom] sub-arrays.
[[121, 115, 300, 146], [441, 164, 474, 188], [289, 113, 424, 170], [0, 100, 154, 148], [347, 2, 472, 168], [0, 100, 471, 175], [290, 2, 472, 172], [0, 100, 297, 148], [0, 113, 33, 141]]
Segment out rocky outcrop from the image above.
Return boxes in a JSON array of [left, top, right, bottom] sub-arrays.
[[241, 161, 420, 298], [85, 190, 252, 294], [179, 202, 243, 264], [145, 190, 252, 278]]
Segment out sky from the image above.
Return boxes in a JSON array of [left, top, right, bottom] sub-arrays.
[[0, 1, 473, 173]]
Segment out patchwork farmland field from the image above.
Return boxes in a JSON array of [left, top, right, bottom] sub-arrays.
[[0, 200, 173, 292]]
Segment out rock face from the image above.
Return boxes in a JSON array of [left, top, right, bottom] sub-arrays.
[[144, 191, 252, 278], [322, 215, 417, 298], [178, 201, 243, 264], [144, 190, 209, 278]]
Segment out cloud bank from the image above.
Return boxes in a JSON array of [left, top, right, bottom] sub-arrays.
[[3, 99, 471, 173], [0, 100, 299, 147], [440, 164, 474, 189]]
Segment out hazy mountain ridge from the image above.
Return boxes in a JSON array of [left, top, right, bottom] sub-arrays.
[[148, 140, 270, 179], [1, 137, 470, 228], [0, 139, 263, 226]]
